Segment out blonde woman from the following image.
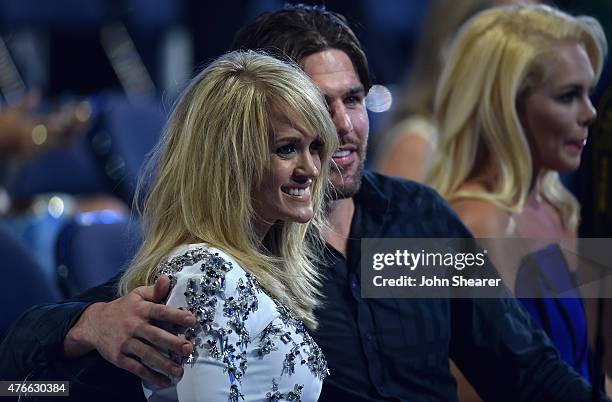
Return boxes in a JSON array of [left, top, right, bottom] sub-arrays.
[[428, 3, 608, 396], [119, 50, 338, 401], [374, 0, 540, 182]]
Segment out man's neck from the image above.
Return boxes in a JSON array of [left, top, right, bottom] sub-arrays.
[[322, 197, 355, 257]]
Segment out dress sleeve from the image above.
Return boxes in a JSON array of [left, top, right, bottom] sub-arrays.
[[163, 250, 265, 402]]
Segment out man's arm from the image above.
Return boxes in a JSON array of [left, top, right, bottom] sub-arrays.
[[0, 275, 195, 387]]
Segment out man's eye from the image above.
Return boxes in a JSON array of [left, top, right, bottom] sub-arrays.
[[345, 96, 362, 105], [276, 144, 296, 156]]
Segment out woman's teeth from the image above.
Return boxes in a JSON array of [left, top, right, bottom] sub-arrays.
[[286, 187, 308, 196]]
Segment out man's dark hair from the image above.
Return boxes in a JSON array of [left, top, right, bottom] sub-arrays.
[[231, 3, 371, 91]]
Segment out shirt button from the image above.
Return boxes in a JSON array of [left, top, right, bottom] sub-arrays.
[[366, 332, 374, 341]]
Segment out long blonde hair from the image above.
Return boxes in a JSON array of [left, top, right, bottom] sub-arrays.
[[427, 4, 607, 230], [119, 50, 338, 329]]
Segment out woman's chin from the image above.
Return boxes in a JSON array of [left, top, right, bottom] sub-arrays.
[[287, 209, 315, 224]]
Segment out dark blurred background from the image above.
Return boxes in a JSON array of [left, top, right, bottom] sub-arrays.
[[1, 1, 607, 95]]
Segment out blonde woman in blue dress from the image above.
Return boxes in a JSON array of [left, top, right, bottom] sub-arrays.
[[119, 50, 338, 401], [427, 4, 610, 399]]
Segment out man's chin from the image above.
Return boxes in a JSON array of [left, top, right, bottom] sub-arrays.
[[330, 175, 361, 200]]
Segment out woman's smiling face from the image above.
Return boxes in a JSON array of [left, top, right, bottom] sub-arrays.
[[252, 118, 324, 227]]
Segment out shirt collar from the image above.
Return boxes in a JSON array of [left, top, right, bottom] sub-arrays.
[[354, 170, 391, 215], [350, 170, 392, 239]]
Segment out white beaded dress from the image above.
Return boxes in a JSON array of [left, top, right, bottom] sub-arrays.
[[143, 244, 328, 402]]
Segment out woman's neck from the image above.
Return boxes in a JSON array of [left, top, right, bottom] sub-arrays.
[[527, 168, 545, 206], [254, 220, 273, 242]]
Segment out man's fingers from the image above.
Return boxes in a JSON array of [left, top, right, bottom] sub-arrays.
[[153, 275, 171, 302], [135, 323, 192, 357], [133, 277, 196, 327], [119, 355, 172, 388], [122, 339, 183, 379], [136, 276, 170, 303], [148, 302, 196, 328]]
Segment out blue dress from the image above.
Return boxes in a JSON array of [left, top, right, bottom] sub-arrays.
[[515, 244, 591, 382]]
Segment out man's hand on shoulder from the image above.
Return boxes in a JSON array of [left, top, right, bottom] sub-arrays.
[[63, 276, 196, 387]]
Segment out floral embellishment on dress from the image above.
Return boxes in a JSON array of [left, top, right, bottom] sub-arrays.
[[155, 247, 256, 399], [273, 304, 329, 380], [155, 247, 233, 289], [266, 378, 304, 402], [154, 246, 328, 400], [255, 303, 329, 381]]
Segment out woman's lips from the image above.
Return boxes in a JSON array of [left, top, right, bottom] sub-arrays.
[[565, 138, 587, 154]]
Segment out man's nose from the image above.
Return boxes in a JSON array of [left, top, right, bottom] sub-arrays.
[[331, 104, 353, 136]]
